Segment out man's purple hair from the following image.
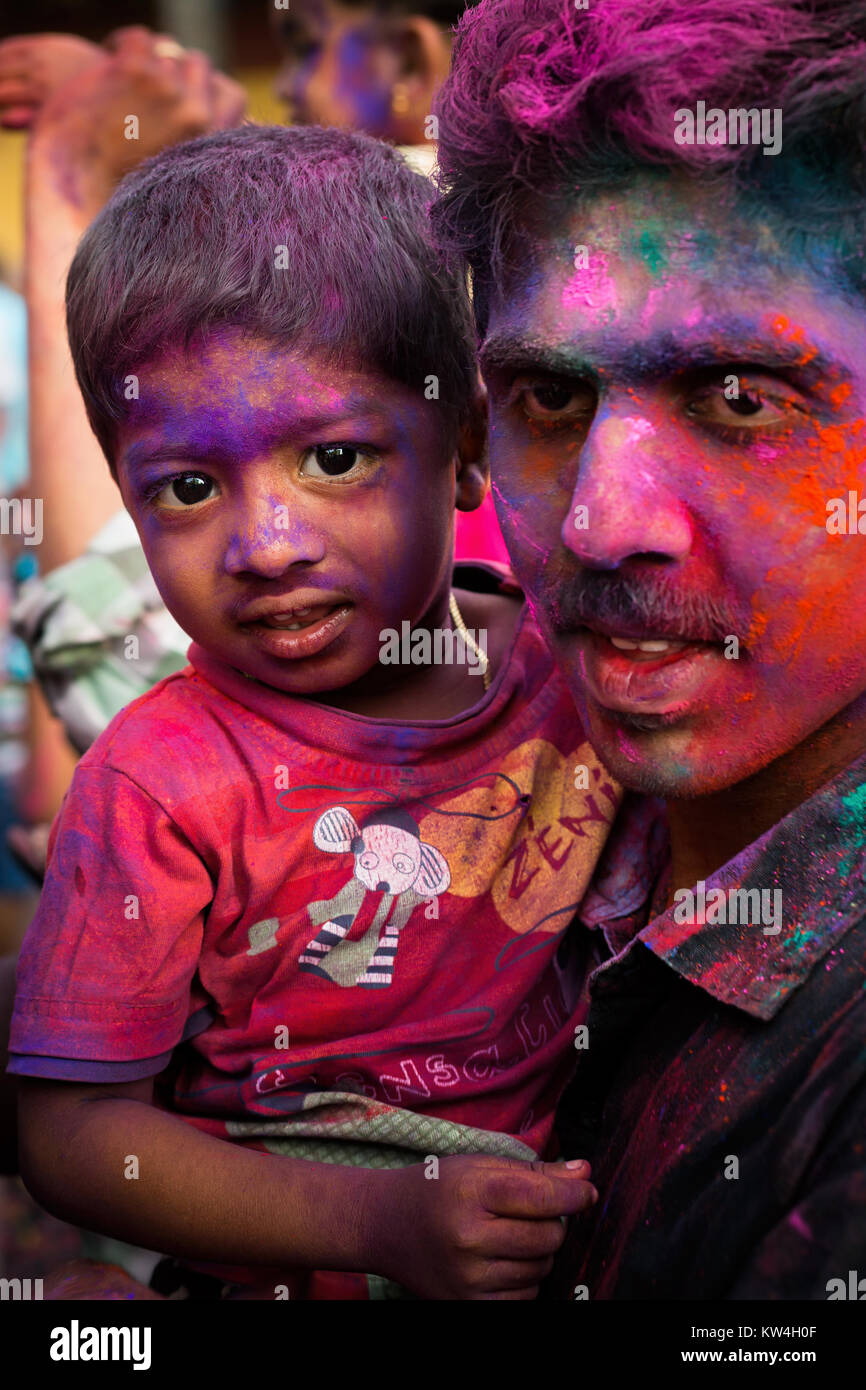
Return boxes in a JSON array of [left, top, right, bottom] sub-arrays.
[[67, 124, 477, 468], [432, 0, 866, 330]]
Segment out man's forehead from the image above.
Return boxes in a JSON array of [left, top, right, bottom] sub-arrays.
[[484, 203, 857, 385]]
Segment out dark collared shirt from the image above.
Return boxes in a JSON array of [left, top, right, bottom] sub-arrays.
[[550, 756, 866, 1299]]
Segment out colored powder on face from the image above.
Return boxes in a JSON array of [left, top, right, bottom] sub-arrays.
[[784, 417, 866, 523], [830, 382, 853, 409], [561, 248, 618, 325], [631, 225, 667, 278]]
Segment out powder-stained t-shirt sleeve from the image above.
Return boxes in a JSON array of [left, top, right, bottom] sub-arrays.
[[9, 764, 213, 1071]]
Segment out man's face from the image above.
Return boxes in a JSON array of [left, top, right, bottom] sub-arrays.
[[271, 0, 395, 135], [482, 174, 866, 797], [114, 329, 458, 699]]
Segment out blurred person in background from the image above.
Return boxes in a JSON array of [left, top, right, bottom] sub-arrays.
[[0, 278, 38, 911], [0, 30, 247, 881], [272, 0, 460, 165]]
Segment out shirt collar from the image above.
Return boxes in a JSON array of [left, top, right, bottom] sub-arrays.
[[580, 751, 866, 1021]]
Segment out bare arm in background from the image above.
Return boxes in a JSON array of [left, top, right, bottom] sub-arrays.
[[8, 28, 247, 570], [0, 33, 247, 830]]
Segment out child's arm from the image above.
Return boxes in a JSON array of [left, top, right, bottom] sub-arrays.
[[18, 1074, 596, 1298]]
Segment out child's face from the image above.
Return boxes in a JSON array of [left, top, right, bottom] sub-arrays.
[[115, 329, 478, 699]]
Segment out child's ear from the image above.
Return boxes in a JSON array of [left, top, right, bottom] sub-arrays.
[[454, 378, 489, 514]]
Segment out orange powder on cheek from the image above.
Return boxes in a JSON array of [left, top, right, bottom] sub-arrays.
[[787, 419, 866, 520]]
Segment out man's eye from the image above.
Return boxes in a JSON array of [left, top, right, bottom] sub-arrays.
[[687, 381, 796, 428], [726, 390, 765, 417], [518, 380, 595, 421], [299, 445, 369, 480], [154, 473, 218, 508]]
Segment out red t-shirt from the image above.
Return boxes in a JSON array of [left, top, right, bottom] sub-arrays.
[[10, 587, 620, 1164]]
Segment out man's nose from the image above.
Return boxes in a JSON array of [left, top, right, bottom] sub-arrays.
[[563, 408, 693, 569], [224, 496, 326, 578]]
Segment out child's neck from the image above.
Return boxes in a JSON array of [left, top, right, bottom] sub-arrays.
[[311, 589, 523, 722]]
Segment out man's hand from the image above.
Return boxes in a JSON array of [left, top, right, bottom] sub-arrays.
[[377, 1154, 598, 1300], [18, 27, 247, 216], [0, 34, 101, 129]]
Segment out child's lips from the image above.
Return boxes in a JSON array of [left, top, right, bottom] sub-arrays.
[[236, 588, 352, 628], [260, 602, 339, 631], [241, 603, 354, 660]]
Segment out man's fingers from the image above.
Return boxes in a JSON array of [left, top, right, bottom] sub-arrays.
[[0, 38, 43, 74], [0, 105, 36, 129], [209, 72, 248, 128], [0, 80, 36, 102], [103, 27, 163, 56], [175, 51, 214, 104]]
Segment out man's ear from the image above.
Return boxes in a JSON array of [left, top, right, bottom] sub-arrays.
[[384, 16, 452, 143], [454, 376, 489, 514]]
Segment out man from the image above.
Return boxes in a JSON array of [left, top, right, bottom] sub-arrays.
[[433, 0, 866, 1298]]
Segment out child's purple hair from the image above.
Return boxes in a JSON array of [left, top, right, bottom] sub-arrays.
[[432, 0, 866, 329], [67, 124, 477, 467]]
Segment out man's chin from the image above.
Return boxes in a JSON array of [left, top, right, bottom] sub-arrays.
[[580, 702, 745, 800]]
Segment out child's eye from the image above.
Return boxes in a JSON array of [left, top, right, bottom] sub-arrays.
[[152, 472, 219, 509], [299, 445, 371, 480]]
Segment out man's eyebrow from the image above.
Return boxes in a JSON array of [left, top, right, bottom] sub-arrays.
[[479, 336, 596, 380], [479, 329, 844, 385]]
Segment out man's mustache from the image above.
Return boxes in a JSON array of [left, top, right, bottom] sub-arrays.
[[548, 570, 747, 644]]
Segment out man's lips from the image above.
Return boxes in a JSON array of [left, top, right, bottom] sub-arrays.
[[575, 624, 728, 717]]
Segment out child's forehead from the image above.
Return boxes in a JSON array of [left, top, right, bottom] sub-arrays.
[[145, 330, 369, 397], [122, 330, 414, 441]]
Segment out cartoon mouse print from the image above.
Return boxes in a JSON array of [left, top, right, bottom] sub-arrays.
[[299, 805, 451, 988]]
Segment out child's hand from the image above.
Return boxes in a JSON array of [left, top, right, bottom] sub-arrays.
[[380, 1154, 597, 1299], [0, 34, 101, 129], [25, 27, 247, 216]]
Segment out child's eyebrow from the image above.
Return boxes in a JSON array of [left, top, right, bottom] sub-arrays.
[[120, 408, 395, 474], [120, 441, 221, 473]]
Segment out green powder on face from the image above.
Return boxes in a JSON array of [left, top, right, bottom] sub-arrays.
[[634, 226, 667, 277]]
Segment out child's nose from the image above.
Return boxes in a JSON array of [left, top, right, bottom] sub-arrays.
[[223, 498, 326, 577]]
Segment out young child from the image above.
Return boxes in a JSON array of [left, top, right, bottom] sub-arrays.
[[8, 125, 616, 1300]]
